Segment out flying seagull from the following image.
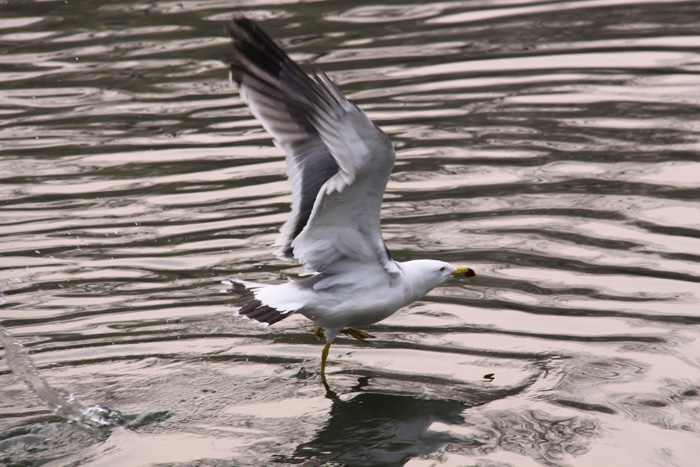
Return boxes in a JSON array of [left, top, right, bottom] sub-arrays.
[[225, 17, 475, 381]]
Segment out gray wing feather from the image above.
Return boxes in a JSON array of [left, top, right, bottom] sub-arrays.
[[227, 17, 397, 275]]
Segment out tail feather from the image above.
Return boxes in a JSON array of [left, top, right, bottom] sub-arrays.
[[228, 280, 294, 326]]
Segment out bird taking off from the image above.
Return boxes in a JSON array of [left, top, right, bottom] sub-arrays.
[[224, 17, 475, 384]]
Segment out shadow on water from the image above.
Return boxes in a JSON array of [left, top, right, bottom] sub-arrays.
[[280, 392, 470, 467], [276, 373, 599, 467]]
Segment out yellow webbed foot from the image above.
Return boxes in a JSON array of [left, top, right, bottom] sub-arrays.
[[341, 327, 375, 342]]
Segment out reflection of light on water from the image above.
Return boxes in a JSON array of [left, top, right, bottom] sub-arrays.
[[390, 52, 699, 79], [430, 0, 699, 25], [2, 0, 700, 465], [639, 205, 700, 229]]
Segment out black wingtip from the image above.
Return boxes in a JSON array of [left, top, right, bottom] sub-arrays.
[[225, 15, 254, 40], [229, 281, 292, 326], [226, 15, 283, 55], [225, 15, 292, 85], [231, 15, 256, 30]]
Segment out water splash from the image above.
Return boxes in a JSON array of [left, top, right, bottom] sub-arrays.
[[0, 324, 125, 430]]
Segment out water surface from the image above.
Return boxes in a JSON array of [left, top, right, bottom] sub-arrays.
[[2, 1, 700, 466]]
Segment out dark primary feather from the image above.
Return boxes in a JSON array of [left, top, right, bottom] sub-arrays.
[[227, 17, 341, 258], [226, 17, 397, 276], [229, 281, 290, 325]]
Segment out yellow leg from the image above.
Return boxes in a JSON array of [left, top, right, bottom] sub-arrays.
[[320, 342, 331, 380], [314, 326, 372, 392], [319, 340, 338, 398]]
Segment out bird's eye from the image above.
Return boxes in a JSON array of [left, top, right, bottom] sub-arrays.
[[439, 267, 445, 273]]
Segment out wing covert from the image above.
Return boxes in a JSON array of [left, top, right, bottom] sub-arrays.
[[227, 17, 397, 275]]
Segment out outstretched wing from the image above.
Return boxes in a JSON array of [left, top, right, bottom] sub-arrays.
[[227, 17, 397, 275]]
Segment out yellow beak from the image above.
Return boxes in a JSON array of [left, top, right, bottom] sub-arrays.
[[451, 267, 476, 278]]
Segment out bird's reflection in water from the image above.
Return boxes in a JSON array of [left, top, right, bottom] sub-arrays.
[[277, 374, 598, 467], [277, 385, 472, 467]]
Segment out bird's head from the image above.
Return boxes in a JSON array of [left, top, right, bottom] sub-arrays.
[[401, 259, 476, 298]]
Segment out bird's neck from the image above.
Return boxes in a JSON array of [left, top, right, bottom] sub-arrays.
[[396, 261, 438, 302]]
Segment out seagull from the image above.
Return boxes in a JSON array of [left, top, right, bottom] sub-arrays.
[[225, 17, 475, 381]]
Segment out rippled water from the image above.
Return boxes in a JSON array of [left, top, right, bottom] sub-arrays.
[[2, 1, 700, 466]]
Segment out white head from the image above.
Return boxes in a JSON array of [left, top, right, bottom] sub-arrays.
[[399, 259, 475, 300]]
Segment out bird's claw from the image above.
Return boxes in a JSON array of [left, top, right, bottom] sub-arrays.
[[314, 327, 375, 342], [341, 327, 375, 342]]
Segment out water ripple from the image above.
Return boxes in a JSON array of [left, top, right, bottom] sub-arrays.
[[2, 1, 700, 466]]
